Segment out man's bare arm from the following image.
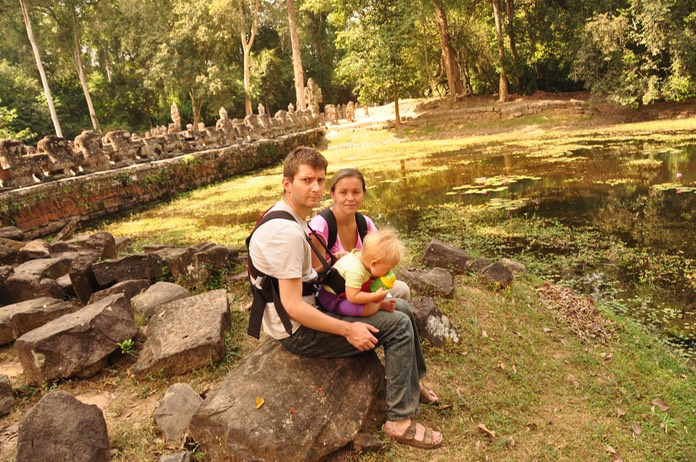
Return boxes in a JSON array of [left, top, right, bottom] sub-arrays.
[[278, 278, 379, 351]]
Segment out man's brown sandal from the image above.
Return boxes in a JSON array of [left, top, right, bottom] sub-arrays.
[[388, 421, 442, 449]]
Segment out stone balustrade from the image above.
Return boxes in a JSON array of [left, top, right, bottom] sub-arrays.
[[0, 110, 322, 239], [0, 109, 319, 192]]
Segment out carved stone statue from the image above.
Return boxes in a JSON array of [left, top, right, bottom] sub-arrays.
[[170, 103, 182, 133]]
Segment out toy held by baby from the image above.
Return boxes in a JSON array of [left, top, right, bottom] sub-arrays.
[[370, 270, 396, 292]]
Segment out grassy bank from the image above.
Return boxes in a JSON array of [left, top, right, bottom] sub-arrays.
[[3, 101, 692, 461]]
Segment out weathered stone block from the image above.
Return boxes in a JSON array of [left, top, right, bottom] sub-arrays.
[[188, 340, 383, 462], [421, 239, 471, 274], [92, 253, 165, 288], [14, 294, 137, 383], [132, 289, 230, 376], [16, 391, 109, 462], [0, 297, 80, 345]]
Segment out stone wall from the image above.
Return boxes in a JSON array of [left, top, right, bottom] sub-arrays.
[[0, 127, 322, 239]]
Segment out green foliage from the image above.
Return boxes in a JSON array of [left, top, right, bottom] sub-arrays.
[[573, 0, 696, 106], [118, 338, 135, 355]]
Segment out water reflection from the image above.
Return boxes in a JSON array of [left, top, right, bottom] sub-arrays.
[[361, 138, 696, 353]]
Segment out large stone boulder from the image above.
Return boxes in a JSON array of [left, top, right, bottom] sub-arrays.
[[0, 297, 81, 345], [154, 383, 203, 445], [92, 253, 165, 288], [0, 226, 24, 241], [15, 240, 51, 264], [16, 391, 109, 462], [420, 239, 472, 274], [131, 281, 191, 317], [87, 278, 151, 305], [0, 237, 24, 265], [411, 297, 461, 347], [14, 294, 137, 384], [0, 375, 15, 416], [479, 261, 514, 289], [132, 289, 230, 376], [188, 340, 384, 462], [1, 257, 71, 304], [397, 267, 455, 298]]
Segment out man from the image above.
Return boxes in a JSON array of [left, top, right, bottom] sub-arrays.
[[247, 146, 442, 449]]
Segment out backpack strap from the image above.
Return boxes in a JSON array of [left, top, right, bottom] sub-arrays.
[[246, 210, 330, 339], [317, 208, 369, 258]]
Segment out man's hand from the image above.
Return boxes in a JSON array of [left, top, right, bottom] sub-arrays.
[[346, 322, 379, 351]]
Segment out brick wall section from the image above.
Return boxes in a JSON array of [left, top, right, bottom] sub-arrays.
[[0, 129, 322, 239]]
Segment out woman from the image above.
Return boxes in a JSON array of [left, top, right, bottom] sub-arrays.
[[309, 168, 438, 407], [308, 168, 411, 300]]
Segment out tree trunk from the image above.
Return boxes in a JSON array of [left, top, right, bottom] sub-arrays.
[[491, 0, 509, 102], [71, 7, 99, 132], [393, 90, 401, 129], [433, 0, 464, 98], [20, 0, 62, 137], [189, 88, 200, 129], [505, 0, 521, 92], [240, 0, 259, 116], [287, 0, 305, 111]]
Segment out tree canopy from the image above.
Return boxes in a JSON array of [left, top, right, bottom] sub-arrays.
[[1, 0, 695, 142]]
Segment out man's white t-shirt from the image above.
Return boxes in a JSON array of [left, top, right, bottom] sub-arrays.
[[248, 199, 318, 339]]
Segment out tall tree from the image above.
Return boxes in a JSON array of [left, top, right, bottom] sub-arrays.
[[236, 0, 260, 116], [504, 0, 520, 92], [66, 2, 99, 132], [433, 0, 464, 98], [491, 0, 509, 101], [19, 0, 62, 137], [287, 0, 305, 110]]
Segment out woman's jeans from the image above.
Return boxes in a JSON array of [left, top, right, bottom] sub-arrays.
[[279, 299, 426, 421]]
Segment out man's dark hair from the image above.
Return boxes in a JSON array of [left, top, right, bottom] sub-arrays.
[[283, 146, 328, 180]]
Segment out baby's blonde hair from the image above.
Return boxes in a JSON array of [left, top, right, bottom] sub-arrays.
[[361, 227, 405, 265]]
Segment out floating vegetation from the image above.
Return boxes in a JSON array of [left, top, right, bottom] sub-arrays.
[[625, 158, 663, 168], [486, 197, 529, 211], [448, 175, 542, 196], [594, 178, 632, 186], [652, 183, 696, 193]]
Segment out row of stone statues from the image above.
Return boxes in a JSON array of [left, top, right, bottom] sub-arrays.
[[0, 109, 319, 191]]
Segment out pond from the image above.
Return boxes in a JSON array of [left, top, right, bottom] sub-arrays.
[[355, 135, 696, 355]]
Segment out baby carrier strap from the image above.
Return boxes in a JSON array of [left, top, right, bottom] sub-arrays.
[[317, 208, 368, 259], [246, 210, 331, 339]]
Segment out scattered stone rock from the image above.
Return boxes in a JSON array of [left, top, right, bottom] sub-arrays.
[[0, 226, 24, 241], [480, 261, 514, 289], [15, 240, 51, 264], [351, 431, 383, 453], [53, 217, 80, 242], [68, 252, 101, 305], [1, 268, 64, 305], [84, 232, 117, 260], [92, 253, 165, 288], [500, 257, 526, 274], [114, 236, 132, 254], [158, 452, 191, 462], [16, 391, 109, 462], [0, 375, 16, 416], [131, 281, 191, 317], [421, 239, 471, 273], [188, 340, 383, 462], [15, 294, 137, 384], [397, 267, 455, 298], [154, 383, 203, 445], [55, 273, 75, 296], [0, 237, 24, 265], [132, 289, 230, 376], [411, 297, 461, 347], [468, 257, 493, 273], [0, 297, 81, 345], [154, 247, 195, 282], [88, 279, 151, 305]]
